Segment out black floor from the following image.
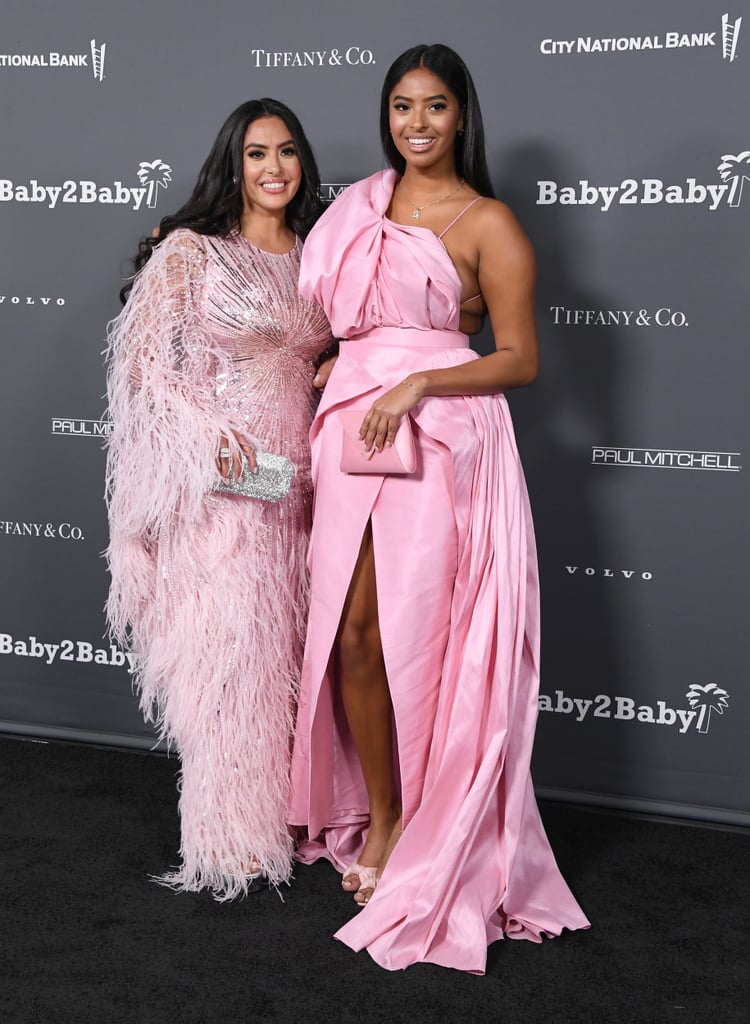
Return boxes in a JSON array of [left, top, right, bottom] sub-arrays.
[[1, 736, 748, 1024]]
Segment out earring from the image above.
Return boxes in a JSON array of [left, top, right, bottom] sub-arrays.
[[232, 176, 238, 184], [457, 129, 464, 136]]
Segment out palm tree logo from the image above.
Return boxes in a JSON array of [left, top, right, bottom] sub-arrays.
[[137, 160, 173, 209], [686, 683, 730, 734], [717, 151, 750, 207]]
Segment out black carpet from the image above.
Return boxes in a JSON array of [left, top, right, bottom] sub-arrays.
[[0, 736, 747, 1024]]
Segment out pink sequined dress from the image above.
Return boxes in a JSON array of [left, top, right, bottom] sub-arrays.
[[288, 171, 589, 971], [106, 228, 332, 898]]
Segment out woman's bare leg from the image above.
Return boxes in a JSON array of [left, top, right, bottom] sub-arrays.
[[337, 522, 401, 900]]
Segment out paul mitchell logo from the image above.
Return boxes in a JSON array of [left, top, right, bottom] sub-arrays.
[[320, 183, 350, 203], [549, 307, 688, 327], [537, 150, 749, 212], [0, 39, 107, 80], [540, 12, 741, 61], [0, 159, 173, 212], [51, 418, 112, 438], [591, 447, 741, 471], [539, 683, 731, 735], [250, 47, 375, 68]]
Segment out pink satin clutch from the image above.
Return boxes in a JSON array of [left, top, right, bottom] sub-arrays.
[[339, 410, 417, 474]]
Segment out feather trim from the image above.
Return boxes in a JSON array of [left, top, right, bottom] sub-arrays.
[[104, 229, 314, 894]]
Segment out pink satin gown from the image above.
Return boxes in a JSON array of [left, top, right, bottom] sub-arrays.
[[288, 170, 590, 972]]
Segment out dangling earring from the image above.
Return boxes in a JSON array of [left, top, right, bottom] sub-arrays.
[[232, 175, 238, 184]]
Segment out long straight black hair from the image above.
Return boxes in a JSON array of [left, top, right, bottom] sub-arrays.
[[121, 98, 323, 302], [380, 44, 496, 199]]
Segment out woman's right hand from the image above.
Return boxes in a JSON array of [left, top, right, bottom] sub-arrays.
[[358, 377, 424, 453], [217, 430, 257, 480]]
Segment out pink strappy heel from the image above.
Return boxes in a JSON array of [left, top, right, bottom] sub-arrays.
[[342, 861, 379, 906]]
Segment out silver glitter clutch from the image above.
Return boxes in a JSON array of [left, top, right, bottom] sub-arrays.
[[212, 451, 294, 502]]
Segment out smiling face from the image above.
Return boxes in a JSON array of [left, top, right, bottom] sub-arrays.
[[388, 66, 464, 174], [240, 115, 302, 216]]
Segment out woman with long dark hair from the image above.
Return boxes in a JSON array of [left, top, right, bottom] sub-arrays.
[[289, 46, 589, 969], [106, 99, 332, 899]]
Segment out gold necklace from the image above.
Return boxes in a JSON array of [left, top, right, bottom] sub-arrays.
[[398, 179, 465, 220]]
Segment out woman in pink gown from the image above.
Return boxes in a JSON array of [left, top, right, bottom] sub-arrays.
[[289, 45, 589, 970], [106, 100, 332, 899]]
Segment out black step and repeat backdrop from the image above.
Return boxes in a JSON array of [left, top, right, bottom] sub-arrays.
[[1, 0, 747, 825]]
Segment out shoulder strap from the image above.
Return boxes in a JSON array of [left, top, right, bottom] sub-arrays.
[[438, 196, 483, 240]]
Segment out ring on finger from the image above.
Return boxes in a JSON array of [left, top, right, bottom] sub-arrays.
[[219, 447, 231, 458]]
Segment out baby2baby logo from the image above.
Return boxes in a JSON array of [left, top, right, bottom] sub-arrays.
[[540, 683, 730, 735], [0, 159, 172, 211], [0, 633, 134, 671], [537, 150, 750, 212]]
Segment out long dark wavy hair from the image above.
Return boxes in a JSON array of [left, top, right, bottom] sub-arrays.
[[120, 98, 323, 302], [380, 44, 495, 199]]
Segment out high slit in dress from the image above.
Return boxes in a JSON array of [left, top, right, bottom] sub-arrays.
[[288, 171, 589, 972]]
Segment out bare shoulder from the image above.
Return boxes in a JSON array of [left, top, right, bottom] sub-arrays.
[[470, 198, 532, 249]]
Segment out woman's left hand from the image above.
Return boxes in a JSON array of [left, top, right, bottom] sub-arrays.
[[313, 354, 338, 391], [217, 429, 256, 480], [359, 376, 424, 452]]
